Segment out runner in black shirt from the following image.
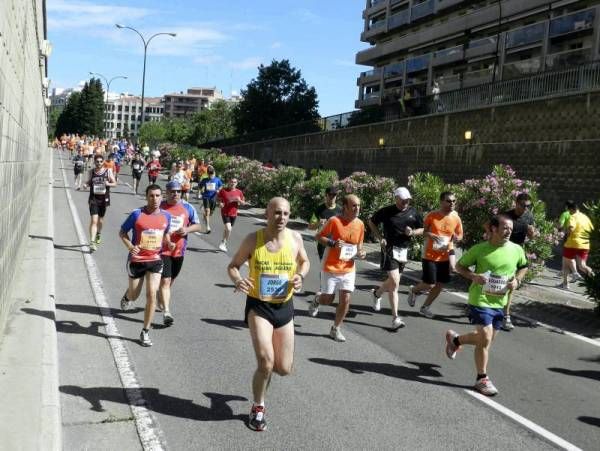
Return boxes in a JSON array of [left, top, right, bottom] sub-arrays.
[[500, 192, 535, 331], [368, 187, 423, 330]]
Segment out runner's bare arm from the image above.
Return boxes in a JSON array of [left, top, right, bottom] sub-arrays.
[[510, 266, 529, 290], [367, 219, 385, 246], [118, 229, 139, 255], [106, 170, 117, 187], [227, 232, 256, 294]]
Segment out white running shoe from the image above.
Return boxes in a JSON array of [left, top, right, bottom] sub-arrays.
[[309, 295, 320, 317], [371, 289, 382, 312], [218, 241, 228, 252], [329, 326, 346, 342], [420, 305, 434, 319], [474, 377, 498, 396], [139, 329, 152, 347], [391, 316, 405, 330]]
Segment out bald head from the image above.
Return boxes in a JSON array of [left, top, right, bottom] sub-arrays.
[[342, 194, 361, 220], [266, 197, 291, 231]]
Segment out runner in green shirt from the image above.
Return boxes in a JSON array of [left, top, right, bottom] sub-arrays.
[[444, 214, 528, 396]]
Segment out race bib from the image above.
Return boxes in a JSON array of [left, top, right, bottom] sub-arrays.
[[93, 183, 106, 195], [483, 273, 510, 296], [132, 163, 141, 170], [392, 246, 408, 263], [75, 160, 84, 168], [139, 229, 163, 251], [206, 182, 216, 191], [340, 244, 357, 261], [260, 274, 289, 300], [170, 215, 184, 232], [432, 236, 450, 251]]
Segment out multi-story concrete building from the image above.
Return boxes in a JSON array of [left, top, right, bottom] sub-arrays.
[[355, 0, 600, 111], [104, 95, 143, 140], [144, 97, 164, 123], [163, 87, 223, 118]]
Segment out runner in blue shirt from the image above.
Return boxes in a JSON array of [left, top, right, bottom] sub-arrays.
[[198, 165, 223, 233]]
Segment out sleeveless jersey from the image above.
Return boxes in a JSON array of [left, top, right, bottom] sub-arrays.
[[88, 168, 112, 204], [248, 229, 296, 303]]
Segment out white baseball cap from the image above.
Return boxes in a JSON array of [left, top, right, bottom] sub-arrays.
[[393, 187, 411, 200]]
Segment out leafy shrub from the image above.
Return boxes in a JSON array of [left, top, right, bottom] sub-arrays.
[[408, 172, 448, 215], [454, 164, 561, 280], [581, 201, 600, 313], [337, 171, 396, 237], [293, 170, 339, 221]]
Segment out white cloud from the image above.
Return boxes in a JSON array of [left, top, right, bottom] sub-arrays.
[[271, 41, 283, 49], [47, 0, 153, 29], [229, 57, 263, 70]]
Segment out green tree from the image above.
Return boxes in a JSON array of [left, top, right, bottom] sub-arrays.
[[139, 121, 167, 148], [189, 100, 236, 146], [78, 78, 105, 136], [234, 59, 319, 134], [164, 118, 192, 144], [55, 91, 82, 136], [48, 107, 62, 138]]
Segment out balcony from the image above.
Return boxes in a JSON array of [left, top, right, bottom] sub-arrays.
[[436, 0, 465, 12], [465, 36, 497, 60], [503, 57, 542, 79], [406, 54, 431, 73], [411, 0, 435, 21], [432, 45, 464, 67], [355, 92, 382, 108], [358, 67, 383, 84], [546, 47, 592, 70], [505, 22, 546, 50], [549, 8, 595, 38], [435, 74, 461, 92], [388, 10, 409, 31], [462, 67, 494, 87], [384, 61, 405, 78]]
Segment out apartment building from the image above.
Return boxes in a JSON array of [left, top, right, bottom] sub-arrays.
[[355, 0, 600, 110], [104, 95, 143, 139], [163, 87, 223, 118]]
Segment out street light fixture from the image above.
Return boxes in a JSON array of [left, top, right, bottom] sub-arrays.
[[115, 24, 176, 128], [89, 72, 127, 139]]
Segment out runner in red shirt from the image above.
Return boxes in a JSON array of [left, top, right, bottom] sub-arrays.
[[146, 157, 162, 184], [217, 177, 246, 252], [119, 184, 175, 347]]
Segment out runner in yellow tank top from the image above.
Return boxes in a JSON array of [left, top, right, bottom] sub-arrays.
[[228, 197, 309, 432]]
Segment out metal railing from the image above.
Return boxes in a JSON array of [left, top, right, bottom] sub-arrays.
[[206, 61, 600, 147]]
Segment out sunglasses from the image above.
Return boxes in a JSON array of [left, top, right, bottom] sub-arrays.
[[169, 190, 182, 194], [445, 199, 456, 203]]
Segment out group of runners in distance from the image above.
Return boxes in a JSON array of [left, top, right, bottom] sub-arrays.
[[55, 139, 595, 432]]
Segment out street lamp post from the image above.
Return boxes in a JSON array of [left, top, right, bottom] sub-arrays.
[[89, 72, 127, 139], [115, 24, 176, 130]]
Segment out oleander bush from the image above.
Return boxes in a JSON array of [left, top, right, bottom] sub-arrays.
[[293, 170, 338, 221], [454, 164, 561, 281], [581, 200, 600, 313], [336, 171, 397, 236]]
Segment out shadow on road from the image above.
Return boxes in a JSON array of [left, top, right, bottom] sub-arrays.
[[308, 357, 471, 389], [547, 367, 600, 382], [60, 385, 248, 422], [578, 416, 600, 428], [201, 318, 246, 330]]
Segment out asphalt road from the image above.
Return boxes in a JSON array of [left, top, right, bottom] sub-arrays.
[[52, 152, 599, 450]]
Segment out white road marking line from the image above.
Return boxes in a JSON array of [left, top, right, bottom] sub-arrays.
[[58, 158, 167, 450], [465, 391, 583, 451]]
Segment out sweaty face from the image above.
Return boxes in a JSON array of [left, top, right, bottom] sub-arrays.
[[267, 202, 290, 230], [228, 179, 238, 189], [343, 198, 361, 219], [492, 218, 513, 243], [146, 189, 162, 209]]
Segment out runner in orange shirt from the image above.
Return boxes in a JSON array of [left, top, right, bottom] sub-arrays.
[[308, 194, 366, 342], [407, 191, 463, 318]]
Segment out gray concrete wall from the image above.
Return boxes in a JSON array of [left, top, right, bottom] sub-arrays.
[[222, 92, 600, 217], [0, 0, 49, 335]]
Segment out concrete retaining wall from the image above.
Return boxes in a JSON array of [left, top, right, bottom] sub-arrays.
[[0, 0, 49, 336], [222, 92, 600, 217]]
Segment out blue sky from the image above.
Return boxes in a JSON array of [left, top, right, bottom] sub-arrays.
[[48, 0, 370, 116]]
